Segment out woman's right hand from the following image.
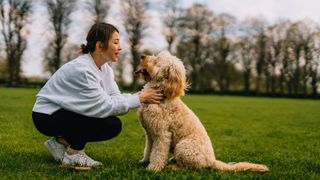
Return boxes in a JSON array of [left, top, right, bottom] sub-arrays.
[[139, 88, 163, 104]]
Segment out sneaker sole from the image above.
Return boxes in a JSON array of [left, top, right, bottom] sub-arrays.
[[59, 165, 93, 171], [61, 161, 103, 167]]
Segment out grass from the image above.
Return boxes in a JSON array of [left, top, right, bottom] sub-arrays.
[[0, 87, 319, 179]]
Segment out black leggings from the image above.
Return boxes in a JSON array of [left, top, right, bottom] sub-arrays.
[[32, 109, 122, 150]]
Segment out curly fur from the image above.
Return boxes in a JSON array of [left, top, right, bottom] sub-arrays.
[[137, 51, 269, 172]]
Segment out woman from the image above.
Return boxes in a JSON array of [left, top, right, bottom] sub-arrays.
[[32, 23, 163, 167]]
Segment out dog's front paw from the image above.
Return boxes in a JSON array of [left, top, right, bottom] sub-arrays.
[[139, 159, 149, 165], [147, 164, 164, 172]]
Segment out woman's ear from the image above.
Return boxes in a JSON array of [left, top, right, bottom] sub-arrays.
[[95, 41, 103, 51], [163, 64, 185, 99]]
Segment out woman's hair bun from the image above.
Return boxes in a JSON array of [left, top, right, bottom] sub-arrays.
[[81, 43, 89, 54]]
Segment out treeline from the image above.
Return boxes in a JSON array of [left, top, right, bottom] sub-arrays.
[[165, 3, 319, 98], [0, 0, 319, 98]]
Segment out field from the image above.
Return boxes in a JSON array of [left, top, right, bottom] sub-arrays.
[[0, 87, 319, 179]]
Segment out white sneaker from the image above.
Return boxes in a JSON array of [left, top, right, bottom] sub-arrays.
[[44, 137, 66, 162], [62, 150, 103, 167]]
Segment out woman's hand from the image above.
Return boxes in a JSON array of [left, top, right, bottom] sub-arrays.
[[139, 88, 163, 104]]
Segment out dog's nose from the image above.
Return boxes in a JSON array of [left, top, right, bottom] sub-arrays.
[[141, 55, 146, 59]]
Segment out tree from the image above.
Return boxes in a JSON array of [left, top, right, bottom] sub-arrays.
[[0, 0, 31, 86], [267, 21, 291, 96], [309, 28, 320, 97], [237, 37, 256, 94], [44, 0, 75, 75], [176, 4, 215, 91], [264, 39, 278, 95], [212, 13, 236, 92], [85, 0, 109, 23], [254, 18, 268, 95], [301, 32, 313, 96], [264, 23, 287, 95], [109, 53, 128, 89], [121, 0, 149, 90], [310, 48, 319, 97], [0, 57, 6, 82], [285, 22, 306, 95], [162, 0, 181, 53], [299, 19, 318, 96], [237, 19, 261, 95]]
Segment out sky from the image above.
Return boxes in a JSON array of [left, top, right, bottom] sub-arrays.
[[21, 0, 320, 78]]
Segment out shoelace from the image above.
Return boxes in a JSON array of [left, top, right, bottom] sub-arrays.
[[78, 151, 95, 163]]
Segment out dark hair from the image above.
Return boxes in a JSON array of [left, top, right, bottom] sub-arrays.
[[81, 23, 119, 54]]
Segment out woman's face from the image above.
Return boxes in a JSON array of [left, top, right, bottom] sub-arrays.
[[103, 31, 122, 62]]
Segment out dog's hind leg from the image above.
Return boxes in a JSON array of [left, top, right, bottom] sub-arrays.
[[147, 131, 172, 171], [174, 139, 215, 169]]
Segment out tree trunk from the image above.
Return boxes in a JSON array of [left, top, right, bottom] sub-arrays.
[[243, 70, 250, 94], [311, 68, 318, 97], [131, 48, 140, 91]]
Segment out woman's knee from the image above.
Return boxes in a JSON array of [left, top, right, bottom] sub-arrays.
[[112, 116, 122, 136], [32, 112, 56, 136], [105, 116, 122, 138]]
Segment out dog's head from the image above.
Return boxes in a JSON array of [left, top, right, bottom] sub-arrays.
[[135, 51, 187, 99]]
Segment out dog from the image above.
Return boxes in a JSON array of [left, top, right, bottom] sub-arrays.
[[135, 51, 269, 172]]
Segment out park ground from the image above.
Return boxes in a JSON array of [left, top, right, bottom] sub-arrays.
[[0, 87, 319, 179]]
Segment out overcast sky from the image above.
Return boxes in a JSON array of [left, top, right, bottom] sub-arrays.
[[22, 0, 320, 77]]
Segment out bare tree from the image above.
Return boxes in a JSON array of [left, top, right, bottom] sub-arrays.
[[264, 39, 279, 95], [267, 21, 290, 96], [310, 48, 319, 97], [301, 35, 313, 96], [309, 27, 320, 97], [237, 19, 261, 95], [212, 13, 236, 92], [264, 23, 287, 95], [299, 20, 318, 96], [247, 17, 267, 94], [279, 43, 290, 95], [0, 0, 31, 86], [162, 0, 181, 53], [176, 4, 215, 91], [0, 57, 6, 82], [237, 37, 256, 94], [285, 22, 307, 95], [44, 0, 75, 75], [109, 53, 127, 89], [239, 17, 269, 95], [254, 18, 268, 95], [85, 0, 109, 23], [121, 0, 149, 90]]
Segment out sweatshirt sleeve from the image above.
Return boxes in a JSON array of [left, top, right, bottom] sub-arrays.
[[59, 65, 140, 118], [107, 78, 140, 109]]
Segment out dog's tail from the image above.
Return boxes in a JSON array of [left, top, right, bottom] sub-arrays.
[[209, 159, 269, 172]]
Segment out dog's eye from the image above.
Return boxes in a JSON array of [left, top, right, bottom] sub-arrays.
[[142, 69, 149, 75]]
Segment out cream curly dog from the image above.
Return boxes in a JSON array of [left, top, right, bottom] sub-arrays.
[[135, 51, 269, 172]]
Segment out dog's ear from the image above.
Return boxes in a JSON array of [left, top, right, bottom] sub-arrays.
[[164, 64, 186, 99]]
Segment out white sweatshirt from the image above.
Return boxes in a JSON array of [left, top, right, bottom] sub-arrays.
[[32, 54, 140, 118]]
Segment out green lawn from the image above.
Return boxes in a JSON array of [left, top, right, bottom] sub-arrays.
[[0, 87, 319, 179]]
